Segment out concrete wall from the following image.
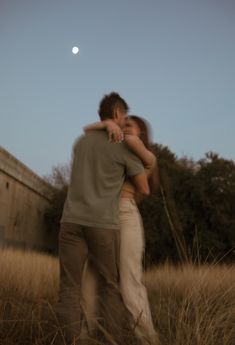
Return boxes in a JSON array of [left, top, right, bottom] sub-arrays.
[[0, 146, 55, 252]]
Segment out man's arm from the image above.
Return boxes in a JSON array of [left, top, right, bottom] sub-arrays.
[[130, 173, 150, 197]]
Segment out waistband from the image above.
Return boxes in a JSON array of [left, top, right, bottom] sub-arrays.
[[119, 197, 136, 206]]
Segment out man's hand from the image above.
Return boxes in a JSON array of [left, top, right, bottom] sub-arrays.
[[104, 120, 124, 143]]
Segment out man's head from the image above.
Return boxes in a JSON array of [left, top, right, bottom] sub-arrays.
[[98, 92, 129, 129]]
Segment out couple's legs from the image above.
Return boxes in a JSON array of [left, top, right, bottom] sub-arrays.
[[82, 199, 159, 344], [84, 225, 128, 341], [56, 222, 127, 344]]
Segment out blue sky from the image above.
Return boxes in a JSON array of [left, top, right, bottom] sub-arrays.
[[1, 0, 234, 177]]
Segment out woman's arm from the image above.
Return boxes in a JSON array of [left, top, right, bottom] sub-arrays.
[[125, 134, 160, 194], [83, 121, 106, 132], [148, 161, 160, 192], [84, 120, 123, 142], [124, 134, 155, 168]]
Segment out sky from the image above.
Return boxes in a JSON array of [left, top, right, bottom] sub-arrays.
[[1, 0, 235, 177]]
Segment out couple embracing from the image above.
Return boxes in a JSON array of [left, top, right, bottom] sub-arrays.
[[56, 92, 160, 345]]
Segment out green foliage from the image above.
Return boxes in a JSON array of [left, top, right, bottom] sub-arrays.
[[139, 148, 235, 265], [192, 153, 235, 261]]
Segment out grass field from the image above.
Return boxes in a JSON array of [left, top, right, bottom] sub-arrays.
[[0, 247, 234, 345]]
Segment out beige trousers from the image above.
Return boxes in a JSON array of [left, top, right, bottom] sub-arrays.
[[56, 222, 128, 345], [82, 199, 158, 345]]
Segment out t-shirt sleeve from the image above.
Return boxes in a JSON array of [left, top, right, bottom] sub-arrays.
[[122, 146, 145, 177]]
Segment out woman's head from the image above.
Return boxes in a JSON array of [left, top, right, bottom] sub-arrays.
[[124, 115, 152, 149]]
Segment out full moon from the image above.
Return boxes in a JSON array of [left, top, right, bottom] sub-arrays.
[[72, 46, 79, 55]]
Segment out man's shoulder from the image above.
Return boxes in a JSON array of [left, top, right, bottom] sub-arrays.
[[116, 140, 134, 154], [114, 141, 142, 164], [74, 131, 107, 145], [85, 130, 108, 141]]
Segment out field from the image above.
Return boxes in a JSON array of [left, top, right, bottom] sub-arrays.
[[0, 247, 234, 345]]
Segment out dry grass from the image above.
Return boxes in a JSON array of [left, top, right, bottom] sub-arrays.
[[145, 264, 235, 345], [0, 247, 59, 345], [0, 247, 234, 345], [0, 247, 59, 301]]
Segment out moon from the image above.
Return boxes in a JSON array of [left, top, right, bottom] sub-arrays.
[[72, 46, 79, 55]]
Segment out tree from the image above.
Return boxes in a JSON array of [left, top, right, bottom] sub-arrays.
[[192, 152, 235, 261], [43, 164, 70, 253], [140, 148, 235, 265], [139, 144, 194, 265]]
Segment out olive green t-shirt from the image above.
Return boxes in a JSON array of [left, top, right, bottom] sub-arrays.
[[61, 130, 144, 229]]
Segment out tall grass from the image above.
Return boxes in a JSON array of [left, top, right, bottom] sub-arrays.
[[0, 247, 234, 345], [145, 264, 235, 345], [0, 248, 59, 345]]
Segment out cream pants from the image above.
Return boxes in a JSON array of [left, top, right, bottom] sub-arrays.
[[81, 198, 157, 344]]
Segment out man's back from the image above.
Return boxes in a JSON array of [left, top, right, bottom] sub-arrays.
[[61, 130, 144, 228]]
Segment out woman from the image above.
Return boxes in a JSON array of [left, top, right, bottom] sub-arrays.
[[82, 116, 159, 345]]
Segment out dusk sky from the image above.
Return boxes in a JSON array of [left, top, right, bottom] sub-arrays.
[[1, 0, 234, 177]]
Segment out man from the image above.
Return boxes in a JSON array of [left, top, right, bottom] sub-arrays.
[[56, 92, 149, 344]]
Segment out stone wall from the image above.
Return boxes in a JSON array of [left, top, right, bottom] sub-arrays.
[[0, 146, 55, 252]]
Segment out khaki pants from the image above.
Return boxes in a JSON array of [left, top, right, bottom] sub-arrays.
[[56, 222, 128, 345]]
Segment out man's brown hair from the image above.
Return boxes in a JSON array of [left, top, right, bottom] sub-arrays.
[[98, 92, 129, 120]]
